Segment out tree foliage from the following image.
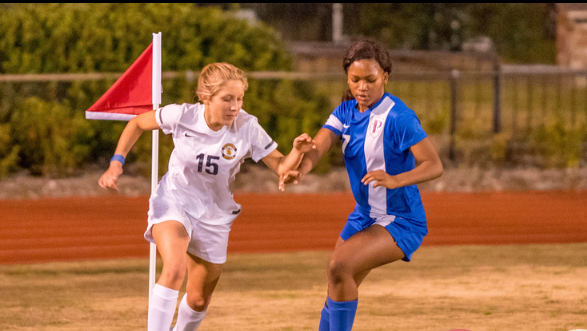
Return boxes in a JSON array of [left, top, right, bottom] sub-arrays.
[[0, 3, 292, 74], [358, 3, 556, 64], [0, 3, 333, 178], [245, 3, 557, 64], [463, 3, 556, 63], [8, 97, 94, 176]]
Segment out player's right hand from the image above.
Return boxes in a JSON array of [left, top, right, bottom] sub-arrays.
[[98, 163, 123, 191], [279, 170, 303, 192]]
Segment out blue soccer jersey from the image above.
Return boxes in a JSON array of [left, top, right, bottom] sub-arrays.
[[323, 93, 428, 225]]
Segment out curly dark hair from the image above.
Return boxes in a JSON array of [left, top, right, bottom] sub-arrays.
[[342, 39, 392, 75], [341, 39, 392, 102]]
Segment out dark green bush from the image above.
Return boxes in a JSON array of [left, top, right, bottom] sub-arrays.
[[9, 97, 94, 176], [0, 4, 292, 74], [0, 4, 335, 178]]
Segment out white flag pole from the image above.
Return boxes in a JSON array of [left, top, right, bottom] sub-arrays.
[[149, 32, 162, 301]]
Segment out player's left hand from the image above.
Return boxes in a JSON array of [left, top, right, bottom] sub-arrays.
[[279, 170, 303, 192], [361, 170, 400, 189], [293, 133, 316, 154]]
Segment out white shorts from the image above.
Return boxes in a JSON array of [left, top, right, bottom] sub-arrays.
[[144, 195, 238, 264]]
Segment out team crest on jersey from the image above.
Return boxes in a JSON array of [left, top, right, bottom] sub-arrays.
[[222, 143, 238, 160], [370, 119, 384, 137]]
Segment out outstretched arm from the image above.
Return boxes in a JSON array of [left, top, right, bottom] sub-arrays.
[[98, 110, 160, 191], [297, 128, 337, 176], [278, 128, 338, 189], [261, 133, 316, 191], [361, 137, 443, 189]]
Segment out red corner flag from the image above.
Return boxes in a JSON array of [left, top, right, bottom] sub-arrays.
[[85, 43, 154, 121], [85, 33, 162, 301]]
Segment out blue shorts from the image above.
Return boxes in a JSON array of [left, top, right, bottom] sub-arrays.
[[340, 208, 428, 262]]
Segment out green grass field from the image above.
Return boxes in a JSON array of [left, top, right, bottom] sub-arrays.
[[1, 243, 586, 331]]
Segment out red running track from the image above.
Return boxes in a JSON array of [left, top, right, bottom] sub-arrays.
[[1, 191, 586, 264]]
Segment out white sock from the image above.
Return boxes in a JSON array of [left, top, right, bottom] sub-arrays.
[[148, 284, 179, 331], [172, 294, 207, 331]]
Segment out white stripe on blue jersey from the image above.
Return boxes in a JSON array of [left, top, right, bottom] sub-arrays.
[[322, 93, 428, 224], [324, 114, 344, 135], [364, 96, 394, 217]]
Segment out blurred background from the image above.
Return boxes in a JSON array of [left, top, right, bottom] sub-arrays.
[[0, 3, 585, 187]]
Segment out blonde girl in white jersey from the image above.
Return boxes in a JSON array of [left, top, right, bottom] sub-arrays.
[[98, 62, 315, 331]]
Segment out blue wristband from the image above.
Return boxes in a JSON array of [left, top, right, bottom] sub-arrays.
[[111, 154, 125, 165]]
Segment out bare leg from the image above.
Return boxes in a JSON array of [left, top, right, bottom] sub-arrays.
[[327, 225, 405, 301], [185, 254, 223, 311], [152, 221, 190, 290], [173, 254, 223, 331], [333, 236, 371, 288], [149, 221, 190, 331]]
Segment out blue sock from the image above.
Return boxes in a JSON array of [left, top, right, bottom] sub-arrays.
[[327, 296, 358, 331], [318, 301, 330, 331]]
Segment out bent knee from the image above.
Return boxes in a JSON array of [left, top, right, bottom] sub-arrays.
[[187, 293, 211, 311], [161, 262, 187, 284], [327, 258, 354, 283]]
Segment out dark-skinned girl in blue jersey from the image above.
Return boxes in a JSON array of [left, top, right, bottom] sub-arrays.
[[281, 39, 443, 331]]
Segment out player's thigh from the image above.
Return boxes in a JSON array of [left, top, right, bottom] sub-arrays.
[[330, 225, 405, 276], [152, 220, 190, 264]]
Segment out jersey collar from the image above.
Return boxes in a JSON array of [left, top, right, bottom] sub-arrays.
[[353, 93, 392, 119], [196, 104, 228, 135]]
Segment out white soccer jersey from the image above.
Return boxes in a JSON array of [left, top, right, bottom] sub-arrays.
[[153, 103, 277, 224]]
